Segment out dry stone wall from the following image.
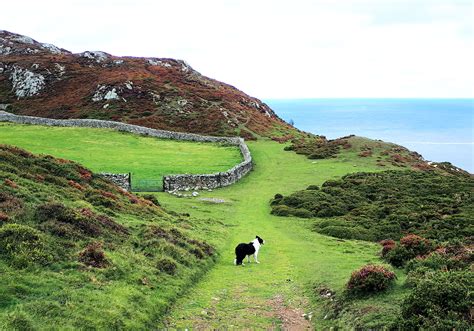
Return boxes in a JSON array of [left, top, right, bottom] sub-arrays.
[[0, 111, 252, 192], [99, 173, 131, 191]]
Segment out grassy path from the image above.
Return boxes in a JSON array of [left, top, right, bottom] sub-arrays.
[[157, 140, 388, 329]]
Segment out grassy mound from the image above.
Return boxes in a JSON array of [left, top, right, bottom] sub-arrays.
[[0, 145, 225, 329], [271, 170, 474, 242], [0, 123, 243, 190], [284, 135, 436, 170]]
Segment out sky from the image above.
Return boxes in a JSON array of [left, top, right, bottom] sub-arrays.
[[2, 0, 473, 98]]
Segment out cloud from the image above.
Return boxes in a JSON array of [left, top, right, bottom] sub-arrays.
[[2, 0, 473, 98]]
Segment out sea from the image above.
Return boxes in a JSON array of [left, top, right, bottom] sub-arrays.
[[265, 99, 473, 173]]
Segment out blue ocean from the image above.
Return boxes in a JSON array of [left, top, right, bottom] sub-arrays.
[[265, 99, 473, 173]]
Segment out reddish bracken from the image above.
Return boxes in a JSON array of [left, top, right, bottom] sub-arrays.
[[412, 162, 433, 171], [379, 240, 397, 257], [79, 208, 96, 218], [68, 180, 85, 191], [379, 239, 396, 247], [271, 135, 294, 143], [99, 190, 117, 200], [0, 212, 9, 222], [400, 234, 432, 257], [78, 168, 92, 181], [122, 190, 152, 206], [381, 244, 396, 256], [56, 158, 71, 164], [79, 242, 109, 268], [35, 174, 45, 182], [4, 179, 18, 188], [358, 150, 373, 157], [400, 234, 430, 249]]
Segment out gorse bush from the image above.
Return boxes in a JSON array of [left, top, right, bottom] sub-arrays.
[[156, 258, 178, 275], [346, 264, 396, 295], [384, 245, 412, 267], [284, 136, 351, 160], [398, 270, 473, 329], [0, 223, 52, 268], [272, 170, 474, 242], [405, 253, 453, 273]]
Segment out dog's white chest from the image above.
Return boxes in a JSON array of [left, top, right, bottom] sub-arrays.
[[252, 239, 261, 253]]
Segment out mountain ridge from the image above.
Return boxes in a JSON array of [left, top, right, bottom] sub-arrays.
[[0, 30, 294, 139]]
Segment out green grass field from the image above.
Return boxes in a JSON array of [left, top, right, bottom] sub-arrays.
[[153, 140, 405, 329], [0, 123, 242, 190], [0, 123, 408, 328]]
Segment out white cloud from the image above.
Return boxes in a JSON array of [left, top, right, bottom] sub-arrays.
[[2, 0, 473, 98]]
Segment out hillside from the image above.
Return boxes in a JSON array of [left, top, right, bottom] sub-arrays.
[[1, 29, 471, 330], [0, 145, 225, 329], [0, 30, 293, 139], [271, 170, 474, 241]]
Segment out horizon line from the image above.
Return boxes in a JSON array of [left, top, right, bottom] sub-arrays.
[[263, 97, 474, 101]]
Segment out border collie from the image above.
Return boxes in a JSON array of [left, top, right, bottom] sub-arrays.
[[234, 236, 265, 266]]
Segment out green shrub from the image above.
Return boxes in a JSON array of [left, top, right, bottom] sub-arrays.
[[306, 185, 319, 190], [405, 252, 468, 275], [85, 190, 117, 209], [318, 226, 349, 239], [0, 224, 52, 268], [384, 245, 412, 267], [346, 264, 396, 295], [37, 203, 102, 238], [292, 208, 313, 218], [318, 225, 376, 241], [405, 253, 451, 273], [78, 242, 109, 268], [270, 193, 283, 205], [405, 266, 434, 288], [314, 202, 347, 217], [36, 202, 72, 222], [270, 170, 474, 242], [156, 257, 178, 275], [398, 270, 473, 329], [271, 205, 291, 216], [142, 194, 160, 206]]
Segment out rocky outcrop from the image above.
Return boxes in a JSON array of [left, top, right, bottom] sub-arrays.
[[98, 173, 131, 191], [9, 65, 45, 98]]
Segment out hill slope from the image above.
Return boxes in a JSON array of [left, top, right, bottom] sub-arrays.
[[0, 30, 292, 139], [0, 144, 225, 329]]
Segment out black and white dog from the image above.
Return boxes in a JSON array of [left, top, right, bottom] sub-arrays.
[[234, 236, 265, 266]]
